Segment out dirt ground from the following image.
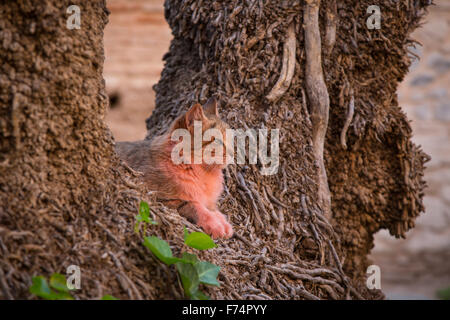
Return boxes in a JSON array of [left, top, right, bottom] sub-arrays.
[[104, 0, 450, 299]]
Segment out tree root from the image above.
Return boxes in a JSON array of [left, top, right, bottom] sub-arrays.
[[267, 265, 344, 294], [340, 88, 355, 150], [236, 171, 264, 231], [304, 0, 332, 220], [266, 22, 296, 102], [324, 0, 337, 56], [0, 267, 12, 300]]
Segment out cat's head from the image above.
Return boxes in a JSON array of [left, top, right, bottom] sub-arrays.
[[170, 97, 231, 169]]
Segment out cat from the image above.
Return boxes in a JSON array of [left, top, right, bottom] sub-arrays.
[[115, 97, 233, 239]]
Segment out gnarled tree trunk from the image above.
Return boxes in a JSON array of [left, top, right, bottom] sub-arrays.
[[146, 0, 430, 298], [0, 0, 182, 300]]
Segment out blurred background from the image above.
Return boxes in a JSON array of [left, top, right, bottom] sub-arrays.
[[103, 0, 450, 299]]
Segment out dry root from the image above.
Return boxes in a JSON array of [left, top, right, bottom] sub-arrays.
[[303, 0, 332, 220], [340, 88, 355, 150], [266, 22, 296, 102]]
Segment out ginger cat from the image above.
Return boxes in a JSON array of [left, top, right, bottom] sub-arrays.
[[115, 98, 233, 239]]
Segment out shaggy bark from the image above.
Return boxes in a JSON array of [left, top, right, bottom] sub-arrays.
[[0, 0, 430, 300], [147, 0, 430, 298], [0, 0, 188, 300]]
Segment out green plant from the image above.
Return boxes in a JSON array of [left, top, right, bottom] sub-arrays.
[[143, 226, 220, 300], [29, 273, 118, 300], [135, 200, 158, 235], [183, 226, 217, 250], [101, 294, 119, 300], [437, 286, 450, 300], [29, 273, 73, 300]]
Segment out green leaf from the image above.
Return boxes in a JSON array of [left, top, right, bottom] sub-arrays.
[[181, 252, 199, 265], [437, 287, 450, 300], [184, 232, 217, 250], [195, 262, 221, 286], [30, 276, 73, 300], [143, 236, 182, 265], [49, 273, 69, 293], [136, 201, 157, 228], [30, 276, 53, 299], [176, 262, 199, 298], [139, 201, 150, 223], [191, 290, 210, 300], [101, 294, 119, 300]]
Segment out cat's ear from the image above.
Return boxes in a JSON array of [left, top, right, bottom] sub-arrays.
[[185, 103, 207, 128], [170, 103, 207, 132], [203, 97, 219, 117]]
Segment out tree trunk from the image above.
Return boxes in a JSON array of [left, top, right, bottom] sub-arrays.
[[0, 0, 430, 300], [0, 0, 183, 300], [146, 0, 430, 299]]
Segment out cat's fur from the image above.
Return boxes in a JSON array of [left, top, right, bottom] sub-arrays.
[[115, 98, 233, 239]]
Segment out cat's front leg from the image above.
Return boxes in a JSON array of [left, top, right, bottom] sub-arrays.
[[179, 202, 233, 239]]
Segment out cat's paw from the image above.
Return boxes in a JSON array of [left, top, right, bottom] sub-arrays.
[[198, 211, 233, 239], [213, 211, 233, 238]]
